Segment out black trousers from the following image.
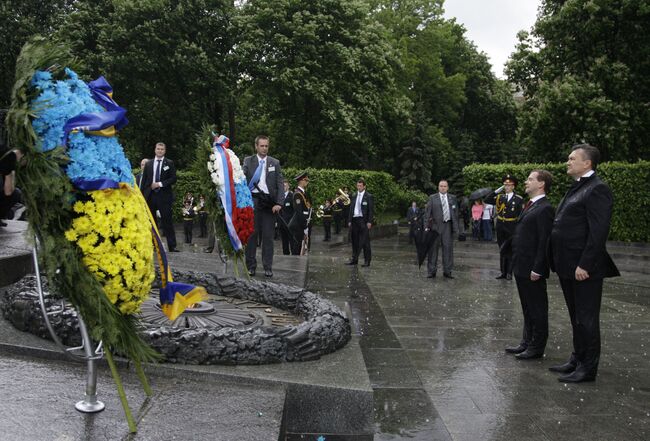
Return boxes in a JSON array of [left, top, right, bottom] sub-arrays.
[[323, 220, 331, 240], [559, 277, 603, 375], [279, 223, 292, 255], [183, 219, 193, 243], [333, 213, 342, 234], [147, 193, 177, 251], [496, 221, 515, 276], [198, 212, 208, 237], [350, 217, 371, 263], [246, 199, 276, 270], [514, 275, 548, 352]]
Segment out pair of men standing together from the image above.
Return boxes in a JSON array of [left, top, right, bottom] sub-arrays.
[[505, 144, 619, 384]]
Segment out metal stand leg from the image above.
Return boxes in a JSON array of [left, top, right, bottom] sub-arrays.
[[32, 244, 105, 413]]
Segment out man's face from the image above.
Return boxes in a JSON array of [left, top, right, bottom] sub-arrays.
[[283, 181, 290, 192], [525, 172, 542, 196], [140, 159, 148, 169], [356, 182, 365, 192], [256, 138, 270, 158], [299, 177, 309, 188], [504, 183, 515, 193], [567, 149, 591, 178], [154, 144, 166, 158], [411, 202, 417, 208], [438, 181, 448, 194]]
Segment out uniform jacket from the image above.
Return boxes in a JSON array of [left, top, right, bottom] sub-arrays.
[[511, 197, 554, 278], [243, 155, 284, 205], [485, 192, 524, 223], [290, 188, 312, 232], [141, 157, 177, 202], [550, 174, 619, 279], [348, 191, 374, 224], [425, 193, 459, 234]]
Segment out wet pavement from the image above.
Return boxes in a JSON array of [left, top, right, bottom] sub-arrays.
[[307, 228, 650, 441]]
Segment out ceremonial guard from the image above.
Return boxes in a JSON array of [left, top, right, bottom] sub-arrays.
[[321, 199, 333, 241], [279, 179, 294, 255], [289, 171, 313, 255], [332, 198, 343, 234], [484, 174, 524, 280]]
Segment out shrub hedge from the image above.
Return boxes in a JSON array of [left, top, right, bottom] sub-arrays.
[[462, 161, 650, 242], [171, 167, 428, 224]]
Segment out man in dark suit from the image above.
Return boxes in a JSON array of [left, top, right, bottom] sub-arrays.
[[279, 179, 294, 255], [506, 170, 555, 360], [141, 142, 178, 252], [549, 144, 619, 383], [485, 175, 524, 280], [424, 179, 459, 279], [135, 158, 148, 190], [243, 135, 284, 277], [346, 178, 374, 267], [406, 201, 420, 245]]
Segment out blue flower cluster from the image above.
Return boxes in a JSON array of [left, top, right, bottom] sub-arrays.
[[234, 181, 253, 208], [30, 68, 133, 185]]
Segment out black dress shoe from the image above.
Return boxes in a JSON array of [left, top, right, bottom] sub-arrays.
[[264, 269, 273, 277], [443, 273, 454, 279], [548, 361, 577, 373], [427, 273, 436, 279], [361, 262, 370, 267], [495, 274, 507, 280], [506, 274, 512, 280], [505, 344, 527, 354], [168, 248, 180, 252], [515, 349, 544, 360], [345, 260, 358, 265], [248, 269, 256, 277], [203, 247, 213, 253], [558, 370, 596, 383]]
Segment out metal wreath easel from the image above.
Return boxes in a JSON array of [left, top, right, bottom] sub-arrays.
[[32, 240, 105, 413]]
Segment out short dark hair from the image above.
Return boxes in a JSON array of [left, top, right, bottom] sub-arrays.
[[255, 135, 269, 146], [572, 143, 600, 171], [438, 179, 449, 185], [532, 169, 553, 193], [357, 178, 366, 186]]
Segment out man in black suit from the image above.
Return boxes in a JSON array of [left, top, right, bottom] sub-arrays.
[[506, 170, 555, 360], [141, 142, 178, 252], [549, 144, 619, 383], [243, 135, 284, 277], [406, 201, 420, 245], [346, 178, 374, 267], [279, 179, 294, 255], [290, 172, 313, 255], [424, 180, 459, 279]]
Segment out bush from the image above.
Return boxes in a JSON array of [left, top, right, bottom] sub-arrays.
[[462, 161, 650, 242]]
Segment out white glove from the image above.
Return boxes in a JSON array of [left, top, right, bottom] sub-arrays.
[[495, 185, 505, 194]]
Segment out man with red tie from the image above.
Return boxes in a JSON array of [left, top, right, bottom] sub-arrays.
[[506, 170, 554, 360]]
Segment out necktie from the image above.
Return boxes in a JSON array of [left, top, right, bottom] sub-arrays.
[[442, 194, 450, 222], [154, 160, 162, 192], [523, 200, 532, 212], [356, 193, 363, 217], [248, 159, 265, 190]]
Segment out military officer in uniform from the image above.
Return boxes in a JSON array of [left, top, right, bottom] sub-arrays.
[[289, 171, 313, 255], [279, 179, 294, 255], [484, 175, 524, 280]]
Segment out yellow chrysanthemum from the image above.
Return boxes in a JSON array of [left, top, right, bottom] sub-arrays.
[[64, 185, 154, 315]]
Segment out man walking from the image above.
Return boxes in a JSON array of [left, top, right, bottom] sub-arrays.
[[346, 178, 374, 267], [549, 144, 619, 383], [243, 135, 284, 277], [141, 142, 178, 252], [424, 179, 459, 279], [506, 170, 554, 360], [485, 175, 524, 280]]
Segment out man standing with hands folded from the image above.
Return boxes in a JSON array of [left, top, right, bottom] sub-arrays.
[[549, 144, 619, 383], [506, 170, 554, 360]]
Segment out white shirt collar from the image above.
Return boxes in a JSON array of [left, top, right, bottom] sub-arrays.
[[156, 156, 165, 162], [530, 194, 546, 203], [257, 154, 267, 162], [578, 170, 595, 180]]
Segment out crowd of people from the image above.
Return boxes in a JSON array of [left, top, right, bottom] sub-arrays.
[[405, 144, 618, 383]]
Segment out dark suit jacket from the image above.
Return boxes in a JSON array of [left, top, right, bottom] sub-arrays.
[[348, 191, 374, 224], [550, 174, 619, 279], [512, 197, 554, 278], [424, 193, 459, 234], [242, 155, 284, 205], [141, 157, 177, 202], [280, 191, 294, 223]]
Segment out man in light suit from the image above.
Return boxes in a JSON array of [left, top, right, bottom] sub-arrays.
[[243, 135, 284, 277], [506, 170, 555, 360], [549, 144, 619, 383], [424, 179, 459, 279], [346, 178, 374, 267], [141, 142, 178, 252]]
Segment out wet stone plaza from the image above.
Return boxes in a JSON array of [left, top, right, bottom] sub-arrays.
[[0, 220, 649, 440]]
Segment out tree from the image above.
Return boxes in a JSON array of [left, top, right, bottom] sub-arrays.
[[506, 0, 650, 162]]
